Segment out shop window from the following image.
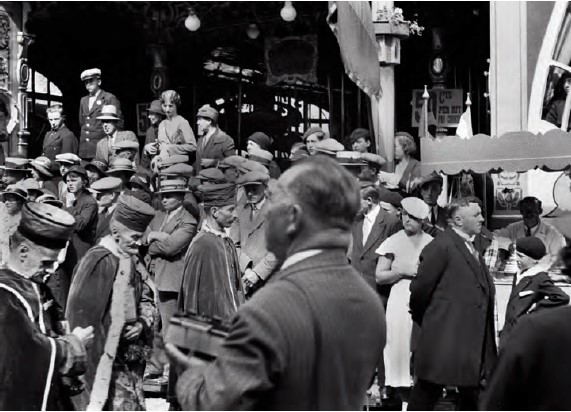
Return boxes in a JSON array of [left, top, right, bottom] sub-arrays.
[[26, 68, 63, 118]]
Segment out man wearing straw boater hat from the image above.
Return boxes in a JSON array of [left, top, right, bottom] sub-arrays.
[[0, 202, 94, 410], [66, 195, 156, 411], [78, 68, 121, 161], [95, 105, 139, 166]]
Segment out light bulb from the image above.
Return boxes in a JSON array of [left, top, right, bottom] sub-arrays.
[[185, 9, 201, 31], [280, 1, 297, 22], [247, 23, 260, 40]]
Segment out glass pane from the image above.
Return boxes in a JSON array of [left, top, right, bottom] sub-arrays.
[[50, 82, 62, 96], [34, 71, 48, 94], [541, 65, 571, 127], [553, 3, 571, 64]]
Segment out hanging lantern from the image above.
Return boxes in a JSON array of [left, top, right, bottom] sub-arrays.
[[185, 8, 201, 32], [280, 1, 297, 22], [246, 23, 260, 40]]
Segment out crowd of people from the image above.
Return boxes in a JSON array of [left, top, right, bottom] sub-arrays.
[[1, 67, 571, 411]]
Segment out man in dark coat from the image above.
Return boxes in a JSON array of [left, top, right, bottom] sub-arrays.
[[194, 105, 235, 174], [42, 104, 78, 171], [167, 155, 385, 410], [418, 172, 448, 236], [409, 198, 497, 410], [0, 202, 94, 410], [89, 176, 122, 243], [78, 68, 121, 161]]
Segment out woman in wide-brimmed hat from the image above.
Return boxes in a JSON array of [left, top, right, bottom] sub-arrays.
[[29, 156, 58, 195], [85, 158, 108, 186]]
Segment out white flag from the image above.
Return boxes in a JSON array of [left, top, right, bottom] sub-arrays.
[[456, 106, 473, 139]]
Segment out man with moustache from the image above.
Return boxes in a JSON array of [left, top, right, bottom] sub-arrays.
[[95, 105, 139, 166], [409, 198, 497, 410], [194, 105, 235, 174], [167, 156, 385, 410], [78, 68, 121, 161], [66, 195, 156, 411], [42, 104, 78, 168]]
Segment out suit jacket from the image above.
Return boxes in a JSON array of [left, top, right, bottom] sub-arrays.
[[421, 205, 448, 237], [94, 209, 114, 244], [194, 128, 235, 174], [500, 270, 569, 348], [350, 208, 402, 292], [41, 125, 78, 167], [78, 90, 121, 159], [398, 157, 422, 194], [147, 207, 197, 292], [175, 247, 386, 410], [229, 198, 278, 281], [95, 130, 140, 165], [481, 306, 571, 410], [410, 227, 497, 387]]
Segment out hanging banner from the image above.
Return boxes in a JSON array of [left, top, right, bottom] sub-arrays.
[[265, 35, 318, 86], [412, 88, 463, 127]]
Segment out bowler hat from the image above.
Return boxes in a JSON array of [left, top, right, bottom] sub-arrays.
[[96, 105, 120, 121]]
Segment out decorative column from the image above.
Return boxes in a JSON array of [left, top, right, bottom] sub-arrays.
[[148, 43, 168, 97], [16, 31, 33, 157]]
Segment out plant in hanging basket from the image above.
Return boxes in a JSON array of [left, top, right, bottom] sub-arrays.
[[374, 6, 424, 37]]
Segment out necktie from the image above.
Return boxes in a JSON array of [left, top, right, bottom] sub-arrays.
[[250, 203, 258, 221], [525, 226, 531, 237], [430, 208, 436, 225]]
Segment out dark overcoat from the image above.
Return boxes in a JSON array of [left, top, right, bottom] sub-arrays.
[[175, 247, 386, 410], [410, 227, 497, 387], [42, 125, 78, 167], [194, 128, 235, 174], [78, 90, 121, 159]]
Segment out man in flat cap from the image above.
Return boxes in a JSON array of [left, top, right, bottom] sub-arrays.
[[42, 104, 78, 167], [66, 195, 156, 411], [417, 172, 448, 236], [95, 105, 139, 166], [168, 155, 384, 410], [89, 176, 122, 243], [349, 128, 372, 153], [359, 152, 386, 185], [314, 137, 345, 157], [302, 126, 327, 155], [195, 104, 236, 174], [179, 180, 244, 319], [0, 202, 94, 410], [55, 153, 81, 203], [79, 68, 122, 161], [230, 170, 279, 297]]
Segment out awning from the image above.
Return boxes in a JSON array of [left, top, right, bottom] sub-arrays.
[[420, 129, 571, 175]]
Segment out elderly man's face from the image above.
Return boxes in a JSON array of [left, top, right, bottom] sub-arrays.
[[115, 226, 144, 255], [454, 203, 484, 237], [213, 204, 238, 228]]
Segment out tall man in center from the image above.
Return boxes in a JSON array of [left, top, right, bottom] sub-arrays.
[[194, 105, 235, 174]]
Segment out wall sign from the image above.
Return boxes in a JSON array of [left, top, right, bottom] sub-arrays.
[[412, 88, 463, 127], [136, 103, 148, 137]]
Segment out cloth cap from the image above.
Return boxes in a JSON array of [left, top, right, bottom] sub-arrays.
[[113, 140, 139, 151], [107, 158, 136, 175], [85, 159, 109, 176], [199, 183, 237, 207], [302, 126, 326, 141], [237, 171, 270, 186], [314, 138, 345, 156], [113, 195, 155, 232], [159, 163, 194, 177], [248, 132, 272, 151], [516, 236, 547, 260], [248, 148, 273, 166], [17, 202, 76, 249], [240, 160, 269, 175], [63, 165, 87, 180], [378, 187, 404, 208], [1, 157, 31, 172], [89, 177, 123, 194], [80, 68, 101, 81], [160, 154, 190, 168], [349, 128, 371, 144], [197, 104, 219, 122], [418, 172, 444, 189], [401, 197, 430, 220], [336, 151, 366, 166], [30, 157, 54, 177], [1, 184, 28, 202], [157, 179, 190, 194], [197, 168, 227, 183], [127, 174, 151, 192], [219, 155, 247, 170], [55, 153, 81, 165], [360, 152, 387, 168], [149, 100, 164, 115], [96, 105, 120, 121]]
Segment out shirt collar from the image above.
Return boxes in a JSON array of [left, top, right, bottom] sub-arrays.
[[280, 249, 324, 271], [452, 226, 475, 243], [167, 205, 183, 217], [251, 197, 266, 211], [202, 221, 229, 239], [365, 204, 381, 222]]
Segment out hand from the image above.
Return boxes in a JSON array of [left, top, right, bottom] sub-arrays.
[[72, 326, 94, 347], [242, 269, 261, 286], [122, 322, 143, 341], [165, 343, 208, 376], [200, 158, 217, 168], [144, 142, 158, 155], [65, 193, 75, 208]]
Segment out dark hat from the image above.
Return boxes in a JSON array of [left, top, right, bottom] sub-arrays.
[[96, 105, 120, 121], [160, 163, 194, 178], [17, 202, 76, 249], [30, 157, 54, 177], [89, 177, 122, 194], [336, 151, 366, 166], [302, 126, 326, 141], [248, 148, 273, 166], [1, 185, 28, 202], [197, 104, 219, 122], [157, 179, 190, 194], [516, 236, 547, 260], [127, 174, 151, 192], [199, 183, 237, 207], [80, 68, 101, 81], [237, 171, 270, 186], [0, 157, 31, 172], [148, 100, 164, 115], [55, 153, 81, 165], [107, 158, 136, 175], [378, 187, 404, 209], [418, 172, 444, 189], [63, 165, 87, 180], [349, 128, 371, 144], [247, 132, 272, 151], [197, 168, 227, 184], [113, 140, 140, 152], [85, 159, 109, 176], [113, 195, 155, 232], [360, 152, 386, 169]]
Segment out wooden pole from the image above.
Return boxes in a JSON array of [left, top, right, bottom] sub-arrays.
[[422, 85, 429, 138]]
